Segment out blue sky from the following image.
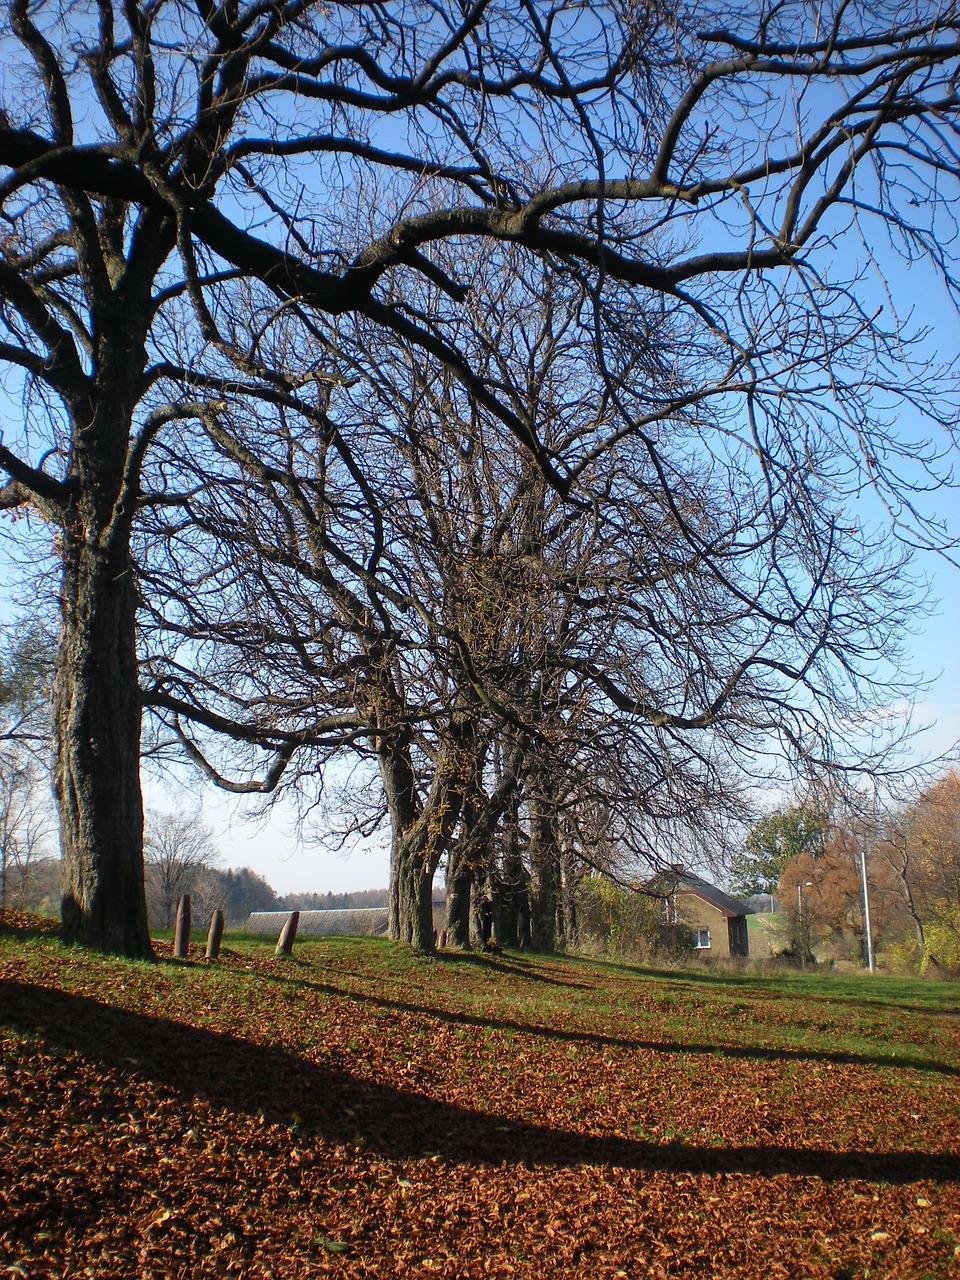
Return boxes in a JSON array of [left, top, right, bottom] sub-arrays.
[[3, 32, 960, 897], [144, 524, 960, 899], [3, 340, 959, 897], [144, 328, 960, 897]]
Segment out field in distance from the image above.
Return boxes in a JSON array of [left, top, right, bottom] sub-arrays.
[[1, 914, 958, 1279]]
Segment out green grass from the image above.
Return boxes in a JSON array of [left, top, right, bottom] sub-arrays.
[[166, 929, 959, 1075], [8, 915, 960, 1018], [2, 921, 960, 1278]]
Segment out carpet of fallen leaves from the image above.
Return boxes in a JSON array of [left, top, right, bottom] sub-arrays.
[[1, 911, 959, 1279]]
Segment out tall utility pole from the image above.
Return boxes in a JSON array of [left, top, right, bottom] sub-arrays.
[[858, 841, 876, 973], [797, 880, 814, 964]]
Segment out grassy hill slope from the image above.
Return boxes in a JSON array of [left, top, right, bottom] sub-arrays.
[[2, 914, 959, 1278]]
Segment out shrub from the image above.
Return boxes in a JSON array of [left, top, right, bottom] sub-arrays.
[[574, 875, 690, 962]]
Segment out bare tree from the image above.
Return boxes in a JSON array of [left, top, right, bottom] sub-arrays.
[[134, 257, 880, 951], [877, 819, 931, 959], [2, 0, 960, 956], [141, 264, 765, 949], [0, 758, 51, 911], [0, 623, 53, 910], [0, 622, 52, 766], [144, 808, 220, 931]]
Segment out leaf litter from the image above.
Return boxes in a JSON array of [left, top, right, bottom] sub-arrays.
[[1, 919, 959, 1278]]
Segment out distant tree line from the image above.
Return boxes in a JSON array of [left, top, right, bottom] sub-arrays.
[[140, 813, 389, 926], [3, 846, 387, 929], [282, 889, 389, 914]]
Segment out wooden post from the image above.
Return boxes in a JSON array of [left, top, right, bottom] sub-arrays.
[[206, 909, 225, 960], [276, 910, 299, 956], [174, 894, 191, 959]]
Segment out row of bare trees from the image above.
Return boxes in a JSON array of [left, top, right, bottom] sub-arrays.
[[138, 264, 759, 947], [2, 0, 960, 956]]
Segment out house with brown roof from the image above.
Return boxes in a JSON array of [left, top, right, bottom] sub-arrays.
[[656, 869, 753, 959]]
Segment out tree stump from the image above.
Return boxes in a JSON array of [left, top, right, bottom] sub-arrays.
[[206, 909, 225, 960], [276, 910, 300, 956], [174, 894, 191, 959]]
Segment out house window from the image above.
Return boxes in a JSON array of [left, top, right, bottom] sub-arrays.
[[692, 928, 711, 949]]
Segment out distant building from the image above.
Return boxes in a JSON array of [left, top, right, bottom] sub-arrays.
[[245, 901, 446, 938], [246, 907, 389, 937], [654, 868, 753, 959]]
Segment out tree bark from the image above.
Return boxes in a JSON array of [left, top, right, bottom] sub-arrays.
[[496, 793, 524, 948], [528, 788, 559, 952], [55, 517, 152, 959], [446, 782, 491, 950], [471, 879, 495, 948], [380, 735, 436, 950], [445, 842, 473, 950], [559, 847, 579, 951], [381, 721, 478, 953], [389, 838, 437, 952]]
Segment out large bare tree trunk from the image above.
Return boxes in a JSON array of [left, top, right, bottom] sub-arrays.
[[42, 230, 166, 960], [558, 846, 580, 951], [390, 841, 437, 952], [495, 793, 524, 948], [381, 720, 478, 953], [54, 496, 152, 959], [445, 841, 473, 950], [528, 787, 559, 952], [381, 737, 440, 953], [445, 782, 487, 950], [453, 742, 523, 949]]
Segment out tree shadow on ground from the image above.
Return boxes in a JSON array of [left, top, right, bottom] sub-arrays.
[[258, 967, 960, 1079], [2, 979, 956, 1185], [559, 952, 960, 1018], [0, 910, 59, 939], [435, 949, 595, 988]]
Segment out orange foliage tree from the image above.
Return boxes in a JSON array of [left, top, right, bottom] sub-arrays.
[[879, 771, 960, 972]]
